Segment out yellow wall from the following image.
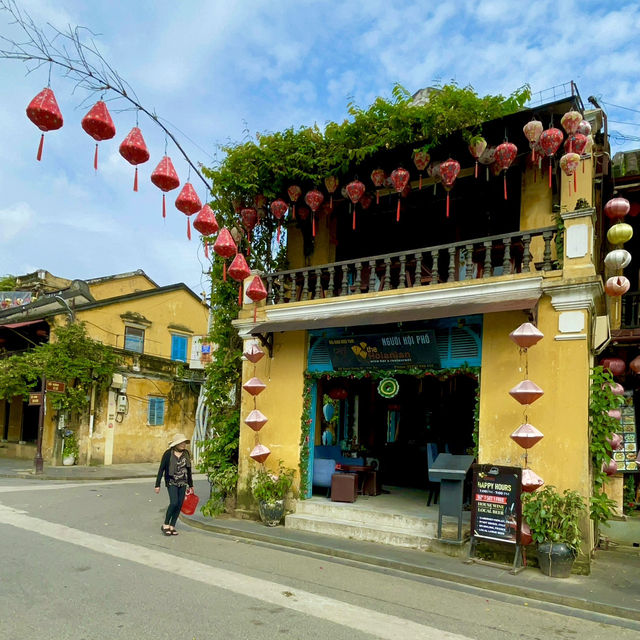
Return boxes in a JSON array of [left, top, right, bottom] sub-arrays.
[[238, 331, 307, 505], [77, 290, 209, 359], [88, 274, 157, 301], [287, 211, 336, 269]]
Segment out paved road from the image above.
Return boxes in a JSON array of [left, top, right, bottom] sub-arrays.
[[1, 476, 638, 640]]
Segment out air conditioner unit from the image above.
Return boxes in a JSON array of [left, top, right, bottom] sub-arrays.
[[111, 373, 124, 389]]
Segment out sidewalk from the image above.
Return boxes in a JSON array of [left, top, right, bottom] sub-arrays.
[[1, 456, 639, 623]]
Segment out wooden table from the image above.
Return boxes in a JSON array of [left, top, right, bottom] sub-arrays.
[[338, 464, 381, 496]]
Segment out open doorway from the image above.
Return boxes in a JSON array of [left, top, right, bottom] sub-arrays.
[[315, 372, 478, 491]]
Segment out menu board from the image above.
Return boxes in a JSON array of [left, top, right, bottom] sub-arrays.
[[470, 465, 522, 544], [615, 392, 638, 472]]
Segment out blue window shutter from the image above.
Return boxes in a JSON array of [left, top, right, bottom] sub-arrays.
[[171, 335, 188, 362], [148, 398, 165, 426]]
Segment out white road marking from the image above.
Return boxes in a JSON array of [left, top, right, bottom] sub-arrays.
[[0, 477, 153, 492], [0, 502, 471, 640]]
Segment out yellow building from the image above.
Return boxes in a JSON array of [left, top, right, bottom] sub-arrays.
[[231, 90, 622, 569], [0, 270, 209, 465]]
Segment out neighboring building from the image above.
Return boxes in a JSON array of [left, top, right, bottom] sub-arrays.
[[231, 85, 628, 567], [0, 270, 209, 465]]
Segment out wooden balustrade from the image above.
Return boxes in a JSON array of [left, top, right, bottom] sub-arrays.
[[264, 226, 558, 306]]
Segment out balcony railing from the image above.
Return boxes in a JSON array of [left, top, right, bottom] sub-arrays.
[[264, 226, 558, 305]]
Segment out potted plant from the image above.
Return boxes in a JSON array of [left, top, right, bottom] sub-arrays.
[[251, 461, 295, 527], [522, 485, 586, 578], [61, 429, 79, 466]]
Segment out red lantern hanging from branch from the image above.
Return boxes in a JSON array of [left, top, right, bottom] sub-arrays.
[[270, 199, 288, 244], [150, 156, 180, 219], [539, 127, 564, 189], [119, 127, 150, 192], [193, 204, 218, 258], [304, 189, 324, 237], [287, 185, 301, 219], [175, 182, 202, 240], [240, 207, 258, 253], [324, 176, 339, 209], [468, 136, 487, 179], [228, 253, 251, 305], [26, 87, 64, 161], [345, 180, 366, 230], [439, 159, 460, 218], [81, 100, 116, 171], [371, 169, 386, 204], [390, 168, 410, 222], [413, 150, 430, 189], [494, 142, 518, 200], [523, 119, 543, 161], [246, 275, 268, 321], [213, 228, 237, 281]]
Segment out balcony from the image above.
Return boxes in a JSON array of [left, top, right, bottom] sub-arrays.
[[264, 227, 558, 305]]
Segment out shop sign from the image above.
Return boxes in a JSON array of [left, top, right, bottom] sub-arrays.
[[326, 330, 440, 369], [28, 393, 43, 406], [470, 464, 522, 544], [45, 380, 66, 393]]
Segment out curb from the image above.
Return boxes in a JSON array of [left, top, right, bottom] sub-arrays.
[[182, 515, 640, 623]]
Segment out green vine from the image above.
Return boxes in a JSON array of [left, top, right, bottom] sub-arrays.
[[589, 366, 624, 526], [298, 366, 480, 495]]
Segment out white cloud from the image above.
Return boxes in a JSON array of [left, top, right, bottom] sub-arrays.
[[0, 202, 35, 242]]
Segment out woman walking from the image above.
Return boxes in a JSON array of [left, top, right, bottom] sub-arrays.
[[155, 433, 194, 535]]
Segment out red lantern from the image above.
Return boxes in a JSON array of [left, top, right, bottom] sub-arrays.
[[119, 127, 150, 192], [245, 409, 268, 432], [193, 204, 218, 258], [228, 253, 251, 283], [468, 137, 487, 179], [371, 169, 386, 204], [327, 387, 348, 400], [240, 207, 258, 252], [509, 380, 544, 405], [270, 199, 288, 244], [603, 459, 619, 476], [630, 355, 640, 374], [243, 342, 265, 363], [606, 432, 624, 451], [287, 185, 302, 219], [151, 156, 180, 219], [297, 206, 310, 221], [605, 276, 630, 297], [413, 150, 430, 189], [254, 194, 267, 210], [246, 275, 268, 321], [494, 142, 518, 200], [243, 377, 266, 396], [81, 100, 116, 170], [523, 120, 543, 161], [559, 152, 580, 193], [539, 128, 564, 189], [561, 110, 583, 136], [600, 357, 626, 377], [26, 87, 63, 161], [213, 228, 238, 281], [175, 183, 202, 240], [390, 168, 410, 222], [346, 180, 366, 230], [510, 423, 544, 449], [604, 198, 630, 220], [439, 159, 460, 218], [360, 193, 373, 210], [324, 176, 339, 209], [564, 133, 587, 156], [304, 189, 324, 237]]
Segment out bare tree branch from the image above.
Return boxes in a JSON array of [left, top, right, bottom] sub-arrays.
[[0, 0, 213, 194]]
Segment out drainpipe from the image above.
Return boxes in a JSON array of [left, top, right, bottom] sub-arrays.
[[86, 382, 97, 466]]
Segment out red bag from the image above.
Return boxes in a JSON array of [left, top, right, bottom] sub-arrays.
[[181, 492, 199, 515]]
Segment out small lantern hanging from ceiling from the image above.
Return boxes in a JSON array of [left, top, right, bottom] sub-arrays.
[[245, 409, 268, 432], [324, 176, 339, 209], [494, 142, 518, 200], [371, 169, 386, 205], [413, 150, 430, 189], [539, 127, 564, 189], [26, 87, 64, 161], [564, 133, 588, 156], [213, 228, 238, 281], [243, 341, 265, 363], [509, 322, 544, 349], [193, 204, 218, 258], [522, 119, 543, 161], [604, 249, 632, 271], [559, 152, 580, 193], [390, 168, 410, 222], [630, 356, 640, 374], [250, 444, 271, 464], [561, 110, 583, 137], [287, 185, 302, 219], [270, 199, 288, 244], [603, 459, 619, 476], [151, 156, 180, 219], [600, 357, 626, 377], [240, 207, 258, 253], [228, 253, 251, 301], [119, 127, 150, 192], [509, 380, 544, 405], [81, 100, 116, 171], [304, 189, 324, 237], [243, 376, 267, 396], [345, 180, 366, 230], [604, 276, 630, 297], [439, 159, 460, 218], [510, 423, 544, 449], [468, 136, 487, 179], [604, 197, 630, 220], [521, 468, 545, 492], [175, 183, 202, 240], [607, 222, 633, 246], [577, 119, 592, 136]]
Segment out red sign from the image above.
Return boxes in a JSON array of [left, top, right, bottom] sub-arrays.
[[45, 380, 66, 393]]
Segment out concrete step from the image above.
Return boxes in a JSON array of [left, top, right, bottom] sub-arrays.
[[294, 499, 442, 534]]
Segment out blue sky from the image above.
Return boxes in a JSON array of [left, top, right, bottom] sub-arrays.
[[1, 0, 639, 296]]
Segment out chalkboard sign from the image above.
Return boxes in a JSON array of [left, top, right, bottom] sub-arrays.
[[470, 464, 522, 545]]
